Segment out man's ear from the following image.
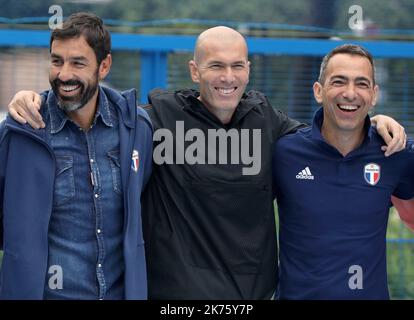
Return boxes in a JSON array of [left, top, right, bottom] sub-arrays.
[[188, 60, 200, 83], [371, 84, 379, 108], [246, 60, 251, 83], [313, 81, 323, 105], [98, 53, 112, 80]]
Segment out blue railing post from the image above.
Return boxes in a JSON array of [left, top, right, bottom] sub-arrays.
[[139, 51, 168, 104]]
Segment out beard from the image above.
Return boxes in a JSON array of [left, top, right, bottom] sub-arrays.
[[50, 71, 99, 112]]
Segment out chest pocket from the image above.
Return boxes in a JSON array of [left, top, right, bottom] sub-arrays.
[[54, 156, 75, 207], [107, 150, 122, 195]]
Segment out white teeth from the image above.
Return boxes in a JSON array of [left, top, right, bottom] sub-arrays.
[[217, 87, 236, 94], [61, 85, 80, 92], [338, 105, 358, 111]]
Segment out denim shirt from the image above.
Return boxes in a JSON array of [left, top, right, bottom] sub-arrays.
[[43, 89, 124, 300]]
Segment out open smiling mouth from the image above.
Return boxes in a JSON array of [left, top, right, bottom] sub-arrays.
[[215, 87, 237, 94], [337, 104, 360, 112], [60, 84, 81, 93]]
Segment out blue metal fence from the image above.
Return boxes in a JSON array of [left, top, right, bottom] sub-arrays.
[[1, 30, 414, 92]]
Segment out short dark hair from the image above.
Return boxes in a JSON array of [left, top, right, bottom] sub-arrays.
[[50, 12, 111, 65], [318, 44, 376, 85]]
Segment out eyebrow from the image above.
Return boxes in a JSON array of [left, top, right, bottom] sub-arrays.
[[206, 60, 247, 65], [50, 54, 88, 63], [50, 53, 62, 60], [330, 75, 372, 85], [355, 76, 372, 84], [70, 56, 88, 62]]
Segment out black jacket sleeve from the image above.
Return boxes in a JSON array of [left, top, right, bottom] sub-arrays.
[[271, 108, 307, 140], [256, 90, 306, 141]]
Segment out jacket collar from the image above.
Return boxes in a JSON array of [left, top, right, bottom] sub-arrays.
[[311, 106, 374, 146], [47, 88, 114, 134], [179, 89, 263, 126], [102, 86, 137, 129]]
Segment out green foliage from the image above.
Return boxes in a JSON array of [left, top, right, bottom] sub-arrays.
[[387, 208, 414, 299]]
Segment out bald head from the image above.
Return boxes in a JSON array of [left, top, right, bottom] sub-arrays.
[[194, 26, 248, 64], [188, 26, 250, 124]]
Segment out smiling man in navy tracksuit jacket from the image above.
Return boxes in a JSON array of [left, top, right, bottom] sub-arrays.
[[0, 13, 152, 300], [273, 44, 414, 300]]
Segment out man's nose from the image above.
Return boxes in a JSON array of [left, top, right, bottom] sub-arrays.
[[57, 63, 74, 82], [342, 83, 357, 100], [220, 67, 235, 83]]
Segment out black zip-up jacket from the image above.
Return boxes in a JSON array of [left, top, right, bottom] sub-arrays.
[[142, 88, 302, 299]]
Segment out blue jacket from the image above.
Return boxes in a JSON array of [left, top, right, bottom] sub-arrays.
[[0, 87, 153, 299]]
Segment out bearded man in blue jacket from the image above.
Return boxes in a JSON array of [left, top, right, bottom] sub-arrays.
[[0, 12, 153, 299]]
